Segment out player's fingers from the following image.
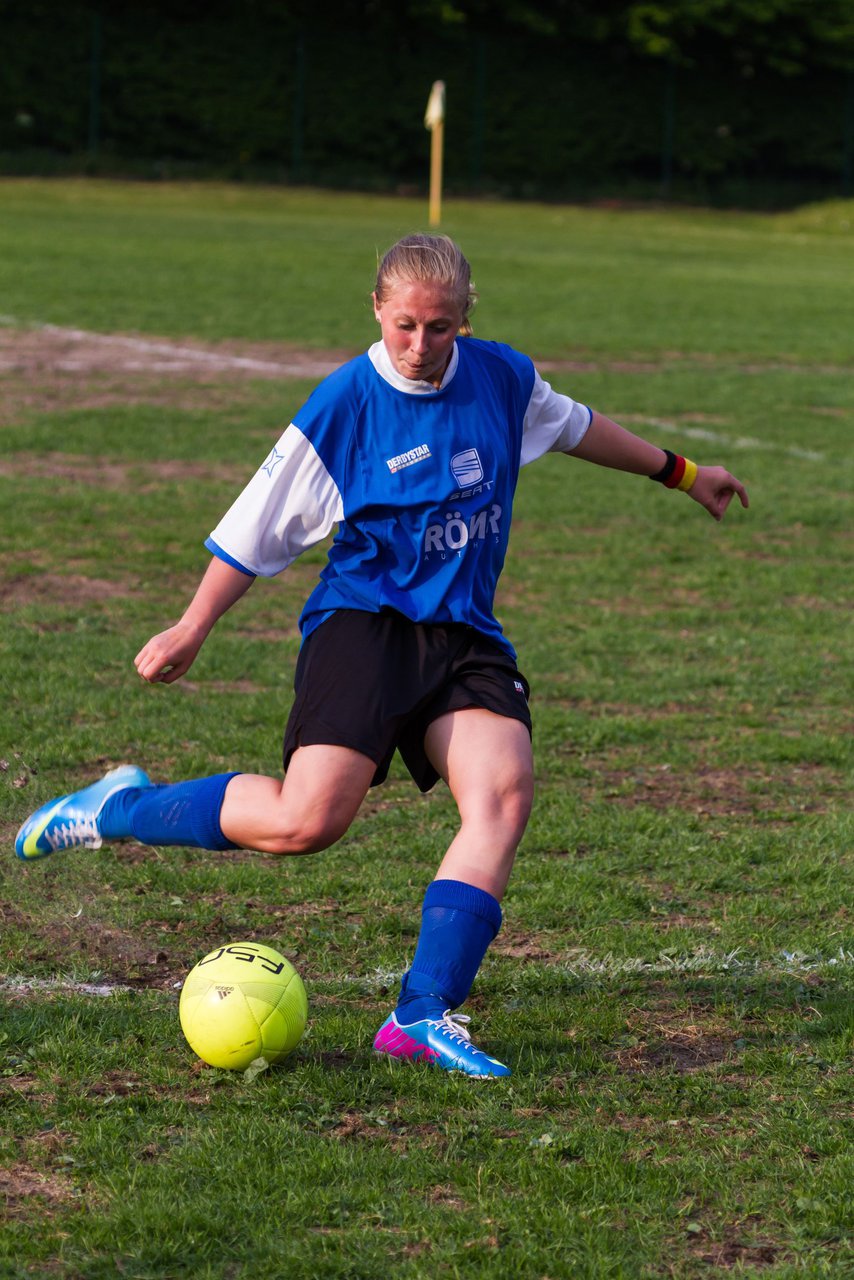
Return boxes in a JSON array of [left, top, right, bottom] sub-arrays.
[[144, 665, 178, 684], [719, 471, 749, 510], [156, 665, 183, 684], [136, 649, 172, 682], [718, 478, 750, 519], [713, 490, 733, 521], [135, 636, 164, 669], [134, 647, 156, 677]]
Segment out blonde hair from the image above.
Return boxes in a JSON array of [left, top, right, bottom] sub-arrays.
[[375, 234, 477, 336]]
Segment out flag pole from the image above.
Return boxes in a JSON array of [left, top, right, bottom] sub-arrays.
[[424, 81, 445, 228]]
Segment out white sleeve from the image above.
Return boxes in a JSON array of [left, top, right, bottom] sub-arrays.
[[207, 425, 344, 577], [520, 369, 592, 466]]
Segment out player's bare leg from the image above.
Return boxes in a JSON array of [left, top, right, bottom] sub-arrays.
[[424, 706, 534, 899], [218, 744, 376, 854]]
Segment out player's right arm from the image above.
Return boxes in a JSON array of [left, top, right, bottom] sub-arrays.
[[136, 413, 345, 685], [134, 557, 256, 684]]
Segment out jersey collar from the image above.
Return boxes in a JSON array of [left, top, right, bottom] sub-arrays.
[[368, 340, 459, 394]]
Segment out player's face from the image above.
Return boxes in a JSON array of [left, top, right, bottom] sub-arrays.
[[373, 282, 462, 389]]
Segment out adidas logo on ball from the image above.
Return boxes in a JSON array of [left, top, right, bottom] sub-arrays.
[[179, 942, 308, 1070]]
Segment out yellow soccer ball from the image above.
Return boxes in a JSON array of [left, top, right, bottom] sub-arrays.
[[179, 941, 307, 1070]]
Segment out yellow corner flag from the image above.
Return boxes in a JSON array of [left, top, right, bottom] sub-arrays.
[[424, 80, 445, 227]]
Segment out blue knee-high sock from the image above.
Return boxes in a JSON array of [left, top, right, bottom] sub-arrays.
[[100, 773, 239, 851], [394, 878, 502, 1025]]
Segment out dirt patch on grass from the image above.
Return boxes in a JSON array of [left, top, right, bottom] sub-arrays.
[[329, 1111, 447, 1153], [619, 1029, 732, 1073], [683, 1218, 782, 1271], [589, 761, 844, 817], [16, 916, 186, 990], [491, 928, 564, 962], [0, 450, 241, 490], [4, 892, 338, 993], [0, 570, 134, 609], [82, 1070, 148, 1099], [427, 1185, 469, 1210], [615, 1006, 741, 1075], [0, 325, 349, 380], [1, 1162, 80, 1219], [0, 324, 350, 424]]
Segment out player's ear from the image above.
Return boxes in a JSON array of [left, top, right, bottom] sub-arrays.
[[372, 291, 382, 323]]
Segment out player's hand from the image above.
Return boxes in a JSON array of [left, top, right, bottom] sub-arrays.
[[688, 466, 749, 521], [134, 620, 207, 684]]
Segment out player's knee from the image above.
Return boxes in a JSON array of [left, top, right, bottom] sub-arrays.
[[462, 768, 534, 843], [265, 811, 350, 856], [504, 768, 535, 835]]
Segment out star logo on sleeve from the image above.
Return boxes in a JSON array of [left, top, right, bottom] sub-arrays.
[[261, 447, 285, 477]]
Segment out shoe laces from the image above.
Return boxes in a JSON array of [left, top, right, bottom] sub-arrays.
[[46, 813, 102, 851], [434, 1011, 474, 1046]]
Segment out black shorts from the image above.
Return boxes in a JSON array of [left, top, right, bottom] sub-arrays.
[[282, 609, 532, 792]]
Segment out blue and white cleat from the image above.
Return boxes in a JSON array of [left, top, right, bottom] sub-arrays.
[[15, 765, 151, 861], [373, 1009, 511, 1078]]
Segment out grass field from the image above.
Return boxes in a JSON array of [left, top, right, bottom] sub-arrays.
[[0, 180, 852, 1278]]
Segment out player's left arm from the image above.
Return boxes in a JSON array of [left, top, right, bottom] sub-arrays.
[[566, 411, 749, 522]]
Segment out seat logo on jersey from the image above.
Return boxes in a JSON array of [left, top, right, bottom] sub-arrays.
[[450, 448, 483, 488], [386, 443, 432, 474]]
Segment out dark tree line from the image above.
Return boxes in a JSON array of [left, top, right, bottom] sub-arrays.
[[3, 1, 853, 201]]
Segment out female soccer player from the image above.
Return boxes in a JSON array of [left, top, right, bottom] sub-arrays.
[[15, 234, 748, 1077]]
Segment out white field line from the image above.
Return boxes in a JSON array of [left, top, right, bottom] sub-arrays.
[[625, 415, 825, 463], [353, 947, 854, 992], [557, 946, 854, 978], [0, 316, 341, 379], [1, 976, 131, 997]]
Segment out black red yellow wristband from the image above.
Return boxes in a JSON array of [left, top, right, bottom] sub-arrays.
[[649, 449, 698, 493]]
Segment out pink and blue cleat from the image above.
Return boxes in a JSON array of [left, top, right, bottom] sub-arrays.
[[15, 765, 151, 861], [373, 1009, 511, 1078]]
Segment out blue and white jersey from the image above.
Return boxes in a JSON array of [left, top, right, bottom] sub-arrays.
[[206, 338, 591, 655]]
